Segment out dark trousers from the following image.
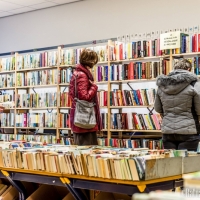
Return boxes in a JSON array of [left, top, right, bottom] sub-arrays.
[[163, 134, 200, 151], [73, 132, 98, 145]]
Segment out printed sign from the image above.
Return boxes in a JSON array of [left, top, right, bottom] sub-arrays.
[[160, 31, 181, 50]]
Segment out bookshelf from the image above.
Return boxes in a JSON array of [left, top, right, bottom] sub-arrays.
[[0, 38, 181, 147]]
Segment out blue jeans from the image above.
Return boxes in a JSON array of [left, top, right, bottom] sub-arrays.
[[163, 134, 200, 151]]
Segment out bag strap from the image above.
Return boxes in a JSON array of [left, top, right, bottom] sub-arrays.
[[73, 72, 95, 103], [74, 73, 79, 99]]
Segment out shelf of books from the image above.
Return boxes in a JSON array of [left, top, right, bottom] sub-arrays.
[[1, 30, 200, 148]]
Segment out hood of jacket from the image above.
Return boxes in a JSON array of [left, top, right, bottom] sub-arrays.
[[156, 69, 198, 95]]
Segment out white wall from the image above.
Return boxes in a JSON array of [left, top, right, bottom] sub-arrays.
[[0, 0, 200, 53]]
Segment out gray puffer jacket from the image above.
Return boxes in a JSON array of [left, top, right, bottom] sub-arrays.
[[154, 69, 200, 134]]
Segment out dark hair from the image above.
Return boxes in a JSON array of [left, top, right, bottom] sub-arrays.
[[174, 59, 192, 70], [79, 49, 98, 68]]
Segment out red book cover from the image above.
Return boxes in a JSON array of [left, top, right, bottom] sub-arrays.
[[104, 91, 107, 106], [192, 36, 195, 52], [132, 113, 139, 129], [136, 90, 143, 105], [42, 52, 45, 67], [121, 91, 126, 106], [119, 44, 123, 60], [125, 113, 128, 129], [142, 63, 146, 79], [194, 34, 197, 52], [198, 34, 200, 52], [129, 62, 134, 79]]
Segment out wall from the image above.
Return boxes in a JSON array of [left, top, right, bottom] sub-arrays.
[[0, 0, 199, 53]]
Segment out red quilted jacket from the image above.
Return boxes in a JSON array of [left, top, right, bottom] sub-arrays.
[[69, 64, 102, 133]]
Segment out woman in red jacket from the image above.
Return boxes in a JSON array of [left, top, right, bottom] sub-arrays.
[[69, 49, 102, 145]]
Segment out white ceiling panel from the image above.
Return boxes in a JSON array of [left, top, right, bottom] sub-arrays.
[[8, 7, 35, 14], [0, 11, 12, 17], [29, 2, 58, 9], [0, 0, 83, 18], [0, 1, 21, 11], [47, 0, 80, 3], [3, 0, 47, 6]]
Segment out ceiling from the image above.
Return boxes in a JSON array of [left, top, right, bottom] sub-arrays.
[[0, 0, 82, 18]]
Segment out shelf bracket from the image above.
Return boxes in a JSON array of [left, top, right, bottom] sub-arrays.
[[129, 132, 136, 139], [127, 82, 134, 91], [147, 107, 154, 115], [1, 170, 26, 200], [63, 87, 67, 93], [34, 129, 39, 135], [32, 87, 37, 94], [47, 108, 53, 113]]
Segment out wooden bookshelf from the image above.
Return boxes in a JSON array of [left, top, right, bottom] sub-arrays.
[[0, 87, 15, 90], [16, 84, 57, 89], [16, 107, 57, 110], [17, 66, 57, 72], [110, 105, 153, 108], [15, 127, 57, 129], [59, 107, 71, 109], [110, 55, 170, 63], [59, 83, 70, 86], [110, 129, 161, 132], [0, 41, 169, 145], [0, 70, 15, 74], [110, 79, 156, 84]]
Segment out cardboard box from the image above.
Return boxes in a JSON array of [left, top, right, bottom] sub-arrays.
[[145, 157, 182, 180], [183, 155, 200, 174], [62, 193, 75, 200], [26, 185, 69, 200], [0, 186, 18, 200]]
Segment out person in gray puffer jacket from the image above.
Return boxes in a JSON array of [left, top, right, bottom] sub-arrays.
[[154, 59, 200, 151]]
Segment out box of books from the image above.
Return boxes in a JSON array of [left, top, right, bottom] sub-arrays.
[[182, 155, 200, 174]]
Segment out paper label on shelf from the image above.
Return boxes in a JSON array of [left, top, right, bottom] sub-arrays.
[[160, 31, 181, 50]]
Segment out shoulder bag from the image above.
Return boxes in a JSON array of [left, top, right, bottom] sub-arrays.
[[73, 74, 97, 129]]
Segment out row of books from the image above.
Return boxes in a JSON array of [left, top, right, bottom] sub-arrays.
[[0, 134, 14, 141], [0, 74, 15, 88], [97, 138, 163, 149], [16, 113, 57, 127], [0, 145, 178, 180], [92, 65, 108, 82], [97, 91, 107, 107], [17, 69, 58, 86], [15, 134, 57, 144], [58, 68, 73, 84], [16, 51, 58, 70], [0, 113, 15, 127], [175, 33, 200, 54], [16, 92, 57, 108], [59, 113, 70, 128], [0, 57, 15, 72], [60, 45, 107, 65], [109, 40, 164, 61], [110, 88, 156, 106], [110, 113, 161, 130], [110, 61, 169, 81], [60, 92, 72, 107], [0, 93, 15, 103]]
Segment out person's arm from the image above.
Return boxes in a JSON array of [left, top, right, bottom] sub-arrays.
[[193, 82, 200, 121], [76, 73, 98, 101], [154, 90, 163, 115]]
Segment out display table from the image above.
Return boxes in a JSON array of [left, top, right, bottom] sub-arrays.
[[0, 167, 183, 200]]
